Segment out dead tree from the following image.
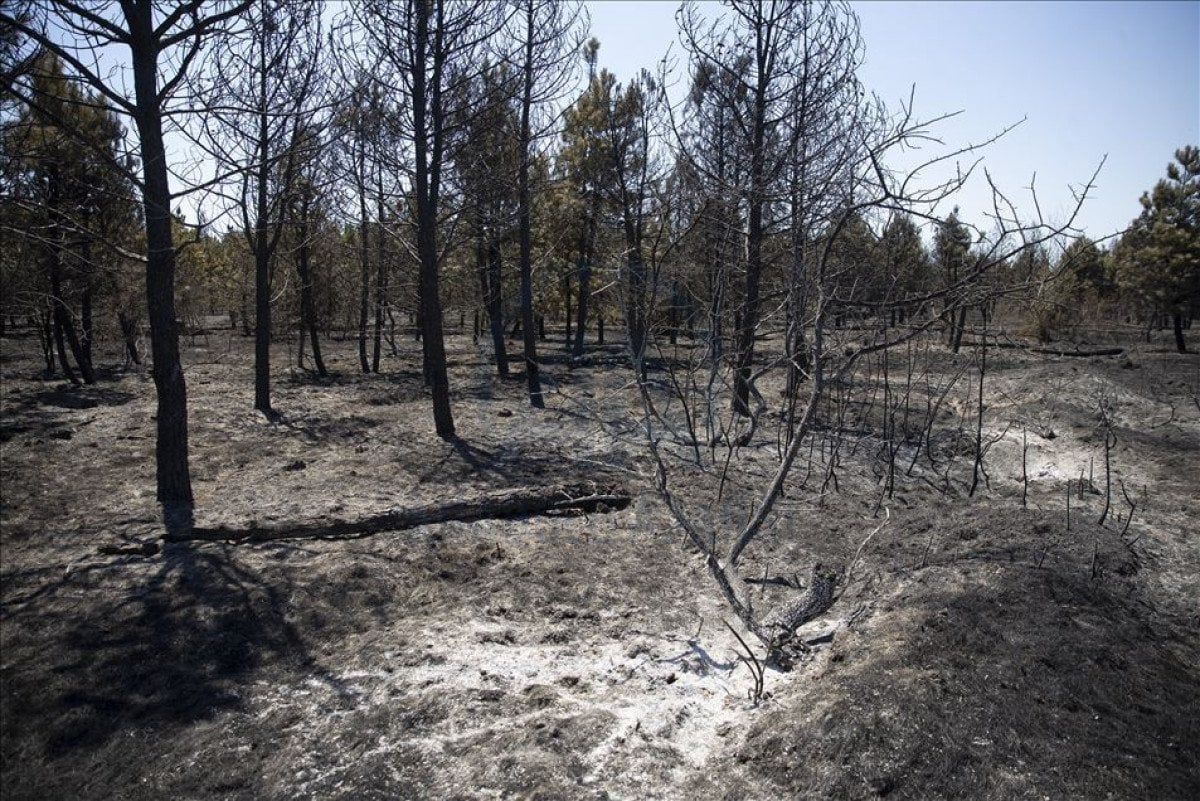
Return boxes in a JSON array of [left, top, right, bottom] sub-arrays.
[[637, 0, 1102, 658], [5, 0, 256, 533], [195, 0, 323, 416], [506, 0, 587, 408], [357, 0, 506, 438]]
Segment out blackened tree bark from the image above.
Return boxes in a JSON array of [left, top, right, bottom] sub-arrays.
[[294, 189, 326, 376], [128, 6, 195, 528], [515, 0, 544, 408], [371, 180, 389, 373], [508, 0, 585, 406], [486, 237, 508, 377], [601, 71, 661, 378], [202, 0, 320, 415], [452, 63, 517, 378], [357, 139, 372, 373], [4, 0, 257, 531], [358, 0, 501, 437], [409, 0, 455, 436], [572, 200, 596, 357]]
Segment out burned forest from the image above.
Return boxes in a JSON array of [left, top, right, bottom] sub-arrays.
[[2, 1, 1198, 799]]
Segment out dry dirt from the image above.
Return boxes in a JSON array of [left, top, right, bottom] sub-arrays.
[[1, 323, 1198, 800]]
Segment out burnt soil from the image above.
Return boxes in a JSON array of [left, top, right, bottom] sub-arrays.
[[2, 324, 1198, 800]]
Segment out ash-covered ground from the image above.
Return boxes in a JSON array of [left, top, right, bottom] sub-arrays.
[[2, 324, 1198, 800]]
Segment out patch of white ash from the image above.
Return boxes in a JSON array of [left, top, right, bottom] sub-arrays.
[[245, 616, 787, 797]]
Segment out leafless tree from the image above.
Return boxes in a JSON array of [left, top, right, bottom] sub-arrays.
[[503, 0, 587, 408], [193, 0, 323, 416], [2, 0, 254, 533], [355, 0, 506, 438], [637, 0, 1101, 657]]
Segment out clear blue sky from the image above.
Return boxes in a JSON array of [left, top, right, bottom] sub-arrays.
[[587, 0, 1200, 243]]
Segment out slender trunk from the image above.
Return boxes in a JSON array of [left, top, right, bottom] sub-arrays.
[[412, 0, 454, 437], [1173, 314, 1187, 353], [80, 240, 94, 373], [668, 281, 678, 346], [119, 311, 142, 365], [951, 306, 967, 354], [572, 194, 597, 357], [732, 39, 769, 417], [47, 255, 85, 384], [356, 146, 371, 373], [563, 273, 572, 349], [46, 171, 93, 383], [253, 241, 271, 412], [516, 2, 543, 408], [127, 1, 193, 528], [486, 239, 508, 377], [626, 247, 647, 378], [38, 309, 54, 373], [51, 303, 79, 385], [251, 27, 275, 413], [295, 194, 326, 377], [372, 179, 387, 372]]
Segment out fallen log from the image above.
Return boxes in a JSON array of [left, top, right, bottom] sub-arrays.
[[167, 483, 631, 543]]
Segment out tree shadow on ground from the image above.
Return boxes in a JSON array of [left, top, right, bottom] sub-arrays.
[[1, 543, 328, 770]]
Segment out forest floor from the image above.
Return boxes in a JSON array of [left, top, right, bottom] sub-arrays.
[[1, 322, 1198, 800]]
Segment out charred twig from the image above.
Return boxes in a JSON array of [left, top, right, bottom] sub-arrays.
[[723, 618, 766, 706]]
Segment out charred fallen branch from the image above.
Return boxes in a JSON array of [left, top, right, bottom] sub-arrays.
[[167, 484, 631, 543]]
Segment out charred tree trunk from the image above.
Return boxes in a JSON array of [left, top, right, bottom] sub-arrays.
[[485, 239, 508, 378], [412, 0, 454, 438], [118, 311, 142, 366], [516, 2, 543, 408], [563, 273, 572, 349], [171, 483, 631, 543], [253, 231, 272, 413], [129, 2, 193, 530], [951, 306, 967, 354], [80, 282, 94, 373], [372, 179, 387, 373], [356, 145, 371, 374], [51, 302, 79, 385], [572, 194, 597, 358], [295, 194, 326, 377], [1173, 314, 1187, 353], [79, 239, 94, 374], [46, 171, 93, 384], [37, 308, 55, 374]]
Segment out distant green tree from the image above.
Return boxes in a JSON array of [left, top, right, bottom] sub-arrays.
[[2, 51, 139, 383], [933, 207, 973, 350], [1113, 146, 1200, 352], [824, 209, 878, 326], [878, 213, 931, 325], [558, 45, 615, 357], [1029, 237, 1105, 341]]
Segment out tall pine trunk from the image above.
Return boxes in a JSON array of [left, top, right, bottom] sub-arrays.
[[516, 2, 543, 408], [295, 194, 326, 376], [412, 0, 454, 437], [129, 2, 193, 530], [572, 195, 597, 358], [356, 145, 371, 373]]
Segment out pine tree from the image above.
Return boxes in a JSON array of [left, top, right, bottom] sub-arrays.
[[1114, 146, 1200, 353]]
